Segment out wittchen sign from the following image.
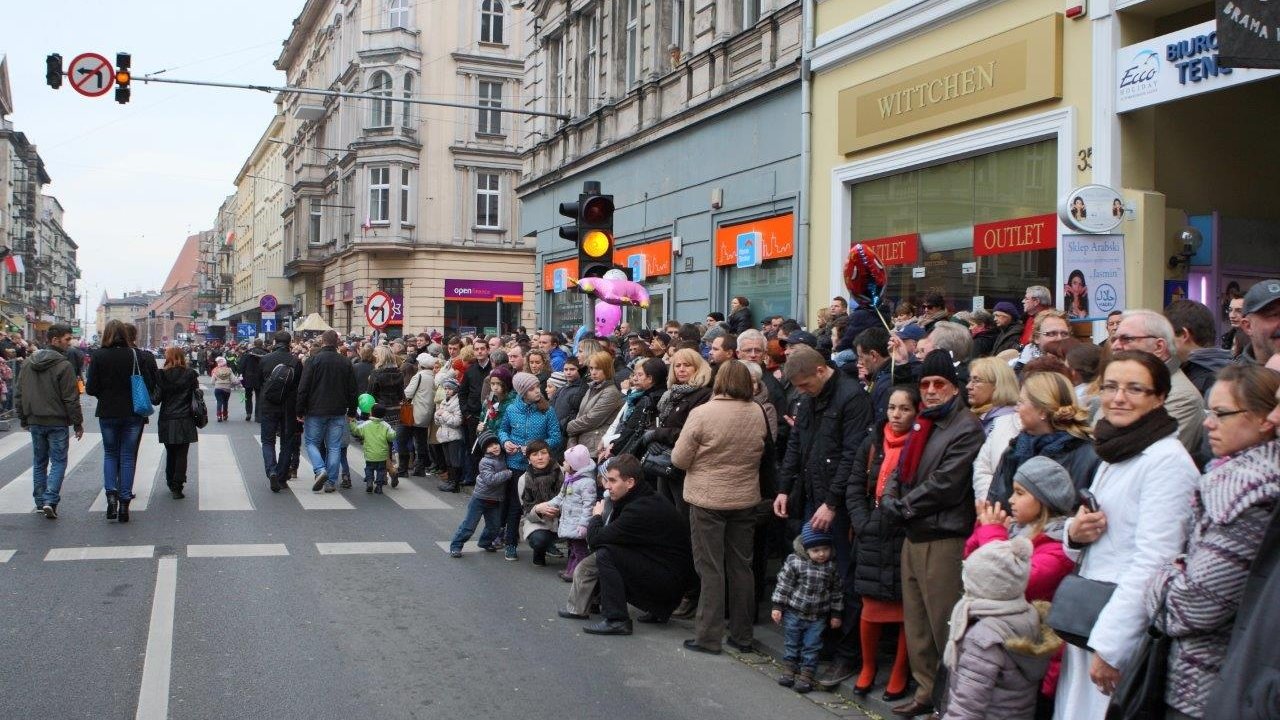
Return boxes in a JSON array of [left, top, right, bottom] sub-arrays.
[[1217, 0, 1280, 69], [1116, 20, 1280, 112]]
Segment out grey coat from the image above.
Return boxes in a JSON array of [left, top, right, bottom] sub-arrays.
[[943, 602, 1060, 720]]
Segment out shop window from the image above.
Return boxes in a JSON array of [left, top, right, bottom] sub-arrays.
[[547, 290, 583, 334], [851, 139, 1058, 314], [726, 258, 793, 323], [445, 300, 521, 335]]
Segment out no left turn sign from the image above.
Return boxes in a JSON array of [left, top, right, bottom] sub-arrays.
[[68, 53, 114, 97], [365, 291, 392, 330]]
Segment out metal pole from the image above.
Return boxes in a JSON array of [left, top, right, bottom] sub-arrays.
[[495, 297, 504, 336]]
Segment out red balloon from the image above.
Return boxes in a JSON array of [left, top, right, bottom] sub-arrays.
[[844, 243, 887, 298]]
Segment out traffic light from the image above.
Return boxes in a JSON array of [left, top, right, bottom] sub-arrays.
[[149, 310, 156, 318], [45, 54, 63, 89], [114, 52, 131, 104], [561, 181, 615, 282], [168, 311, 174, 320]]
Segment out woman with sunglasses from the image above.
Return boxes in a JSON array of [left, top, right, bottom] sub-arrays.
[[1056, 350, 1198, 719]]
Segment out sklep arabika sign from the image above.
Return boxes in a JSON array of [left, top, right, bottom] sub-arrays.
[[1216, 0, 1280, 69], [1116, 20, 1279, 113]]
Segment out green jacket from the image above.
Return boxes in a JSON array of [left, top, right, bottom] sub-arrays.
[[350, 418, 395, 461], [15, 349, 82, 428]]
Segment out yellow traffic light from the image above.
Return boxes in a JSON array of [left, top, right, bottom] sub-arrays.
[[116, 70, 130, 85], [582, 230, 611, 258]]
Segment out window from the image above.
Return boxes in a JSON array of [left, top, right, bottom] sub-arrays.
[[741, 0, 760, 29], [369, 166, 390, 223], [388, 0, 409, 29], [480, 0, 504, 44], [368, 71, 393, 127], [581, 12, 599, 114], [549, 37, 565, 116], [477, 80, 503, 135], [402, 73, 414, 127], [309, 198, 322, 244], [400, 168, 412, 223], [340, 175, 353, 245], [476, 172, 500, 229], [671, 0, 685, 53], [625, 0, 640, 88]]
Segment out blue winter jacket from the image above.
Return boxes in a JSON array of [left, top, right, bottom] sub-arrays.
[[475, 454, 512, 502], [499, 399, 563, 471]]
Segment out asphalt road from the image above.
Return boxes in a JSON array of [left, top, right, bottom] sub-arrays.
[[0, 379, 838, 720]]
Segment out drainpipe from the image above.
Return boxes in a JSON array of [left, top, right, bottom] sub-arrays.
[[797, 0, 815, 326]]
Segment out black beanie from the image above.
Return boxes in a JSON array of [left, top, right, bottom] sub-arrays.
[[919, 349, 959, 387]]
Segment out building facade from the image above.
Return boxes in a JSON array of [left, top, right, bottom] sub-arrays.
[[520, 0, 804, 333], [275, 0, 536, 340], [95, 291, 158, 338]]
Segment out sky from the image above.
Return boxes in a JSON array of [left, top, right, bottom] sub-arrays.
[[3, 1, 303, 326]]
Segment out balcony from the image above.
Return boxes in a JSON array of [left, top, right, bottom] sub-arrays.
[[360, 27, 420, 57], [284, 243, 328, 278]]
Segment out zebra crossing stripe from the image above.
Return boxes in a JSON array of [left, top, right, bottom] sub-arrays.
[[45, 545, 155, 561], [345, 441, 450, 510], [186, 543, 289, 558], [0, 433, 103, 513], [0, 549, 15, 563], [315, 541, 414, 555], [198, 435, 253, 511]]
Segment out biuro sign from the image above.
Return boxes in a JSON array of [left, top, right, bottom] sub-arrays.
[[972, 214, 1058, 257]]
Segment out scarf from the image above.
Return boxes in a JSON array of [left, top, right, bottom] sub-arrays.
[[1010, 516, 1066, 543], [620, 387, 646, 423], [1010, 430, 1078, 468], [521, 466, 563, 512], [897, 398, 957, 487], [657, 383, 700, 418], [943, 595, 1039, 670], [1092, 405, 1177, 464], [876, 424, 911, 500]]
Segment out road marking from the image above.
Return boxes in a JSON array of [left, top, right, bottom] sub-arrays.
[[0, 431, 36, 464], [0, 549, 14, 563], [289, 438, 356, 510], [198, 435, 253, 510], [45, 545, 156, 561], [187, 543, 289, 558], [347, 442, 449, 510], [434, 540, 490, 555], [0, 433, 103, 513], [315, 541, 415, 555], [90, 439, 162, 512], [134, 556, 177, 720]]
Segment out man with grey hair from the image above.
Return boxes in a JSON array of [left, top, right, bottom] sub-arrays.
[[737, 328, 789, 451], [1111, 309, 1207, 463], [1020, 285, 1053, 348]]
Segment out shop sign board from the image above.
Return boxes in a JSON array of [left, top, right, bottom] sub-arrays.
[[973, 213, 1058, 257], [736, 231, 762, 268], [543, 259, 576, 293], [714, 213, 795, 267], [1216, 0, 1280, 70], [860, 233, 919, 266], [444, 279, 523, 303], [1060, 185, 1124, 234], [613, 238, 672, 279], [1060, 234, 1126, 322], [838, 15, 1063, 154], [1116, 19, 1280, 113]]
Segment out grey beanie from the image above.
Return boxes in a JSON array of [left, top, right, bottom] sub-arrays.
[[1012, 456, 1077, 516], [962, 537, 1032, 601]]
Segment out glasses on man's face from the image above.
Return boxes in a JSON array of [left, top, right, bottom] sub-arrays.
[[1039, 330, 1071, 340], [919, 378, 951, 391], [1205, 407, 1248, 421], [1100, 382, 1156, 398]]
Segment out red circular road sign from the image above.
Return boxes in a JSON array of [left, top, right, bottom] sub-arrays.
[[364, 291, 392, 330], [68, 53, 115, 98]]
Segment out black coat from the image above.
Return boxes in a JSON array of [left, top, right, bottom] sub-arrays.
[[778, 371, 873, 515], [609, 388, 661, 459], [156, 367, 199, 445], [257, 348, 302, 418], [551, 378, 587, 436], [727, 306, 753, 334], [992, 321, 1024, 354], [846, 432, 906, 602], [971, 328, 998, 358], [239, 347, 267, 390], [985, 434, 1101, 507], [461, 359, 491, 420], [353, 360, 374, 396], [295, 346, 358, 418], [87, 345, 158, 419], [648, 385, 712, 447], [836, 301, 890, 353], [367, 366, 406, 418], [586, 481, 697, 607]]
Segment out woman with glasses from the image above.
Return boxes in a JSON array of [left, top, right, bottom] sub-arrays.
[[1143, 365, 1279, 719], [1015, 310, 1071, 374], [967, 357, 1022, 501], [1056, 350, 1198, 719]]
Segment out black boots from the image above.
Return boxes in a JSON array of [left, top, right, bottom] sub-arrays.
[[117, 499, 131, 523], [105, 492, 118, 520]]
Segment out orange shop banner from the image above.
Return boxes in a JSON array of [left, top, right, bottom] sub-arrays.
[[973, 213, 1058, 257], [714, 213, 795, 267], [613, 238, 672, 281], [859, 233, 919, 266], [542, 258, 577, 294]]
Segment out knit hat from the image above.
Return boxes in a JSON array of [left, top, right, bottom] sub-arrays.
[[451, 359, 468, 376], [416, 353, 437, 370], [512, 371, 540, 397], [489, 364, 514, 391], [800, 522, 833, 550], [962, 537, 1032, 602], [215, 356, 227, 365], [442, 378, 459, 392], [475, 430, 501, 455], [563, 444, 595, 474], [547, 371, 567, 390], [1012, 456, 1077, 516], [896, 322, 926, 341], [993, 301, 1020, 319], [919, 349, 959, 387], [427, 342, 443, 356]]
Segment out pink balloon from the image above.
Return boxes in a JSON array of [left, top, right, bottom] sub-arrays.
[[595, 302, 622, 337], [575, 277, 650, 308]]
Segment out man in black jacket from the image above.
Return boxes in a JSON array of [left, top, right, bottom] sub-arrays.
[[258, 331, 303, 492], [574, 455, 697, 636], [239, 338, 268, 422], [774, 344, 872, 687], [295, 330, 357, 493]]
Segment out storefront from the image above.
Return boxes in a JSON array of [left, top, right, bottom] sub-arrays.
[[715, 213, 796, 321], [443, 279, 522, 336]]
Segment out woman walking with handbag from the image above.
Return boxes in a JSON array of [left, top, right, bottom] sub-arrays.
[[155, 346, 200, 499], [1055, 350, 1198, 719], [86, 319, 157, 523], [1141, 365, 1279, 720]]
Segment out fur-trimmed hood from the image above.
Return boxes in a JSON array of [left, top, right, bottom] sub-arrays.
[[1004, 600, 1064, 668]]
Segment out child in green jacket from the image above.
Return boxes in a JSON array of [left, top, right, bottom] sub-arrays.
[[350, 404, 398, 494]]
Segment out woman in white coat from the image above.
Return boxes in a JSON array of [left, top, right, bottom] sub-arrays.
[[1057, 350, 1198, 719], [403, 353, 437, 476]]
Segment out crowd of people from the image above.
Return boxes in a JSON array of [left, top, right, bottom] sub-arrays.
[[10, 276, 1280, 719]]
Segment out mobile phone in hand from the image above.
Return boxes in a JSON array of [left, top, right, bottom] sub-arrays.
[[1079, 489, 1100, 513]]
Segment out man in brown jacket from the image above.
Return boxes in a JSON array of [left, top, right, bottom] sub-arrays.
[[14, 324, 84, 518]]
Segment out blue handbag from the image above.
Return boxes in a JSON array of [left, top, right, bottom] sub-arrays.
[[131, 350, 154, 417]]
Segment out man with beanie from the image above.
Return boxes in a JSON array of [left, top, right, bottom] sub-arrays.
[[774, 344, 872, 688], [880, 349, 984, 717], [942, 537, 1058, 719], [991, 301, 1024, 355], [772, 522, 845, 694]]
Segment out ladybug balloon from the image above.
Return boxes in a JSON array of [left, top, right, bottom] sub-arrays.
[[844, 243, 888, 304]]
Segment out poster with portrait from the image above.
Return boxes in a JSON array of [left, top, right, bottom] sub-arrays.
[[1060, 185, 1124, 234], [1060, 234, 1126, 322]]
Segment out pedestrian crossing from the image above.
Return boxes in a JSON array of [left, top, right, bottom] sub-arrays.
[[0, 433, 104, 513], [0, 541, 464, 563]]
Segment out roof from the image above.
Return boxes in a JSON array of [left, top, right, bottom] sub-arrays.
[[161, 234, 202, 293]]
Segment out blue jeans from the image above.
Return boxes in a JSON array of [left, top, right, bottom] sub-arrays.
[[214, 388, 231, 417], [449, 496, 502, 552], [364, 460, 387, 487], [304, 415, 347, 486], [783, 614, 826, 671], [100, 416, 145, 501], [30, 425, 69, 508], [260, 413, 297, 480]]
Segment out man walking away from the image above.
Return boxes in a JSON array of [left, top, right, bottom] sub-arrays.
[[240, 337, 268, 421], [259, 331, 303, 492], [295, 330, 358, 493], [14, 323, 83, 518]]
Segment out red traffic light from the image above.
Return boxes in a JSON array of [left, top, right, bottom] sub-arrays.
[[582, 196, 614, 224]]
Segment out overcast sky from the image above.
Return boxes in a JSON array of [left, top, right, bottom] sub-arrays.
[[4, 1, 302, 326]]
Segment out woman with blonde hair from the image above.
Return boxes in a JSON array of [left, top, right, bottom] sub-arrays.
[[647, 347, 713, 511], [986, 371, 1101, 507], [969, 357, 1023, 499]]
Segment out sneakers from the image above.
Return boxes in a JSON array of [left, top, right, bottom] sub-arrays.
[[504, 546, 518, 561], [437, 482, 459, 493], [323, 485, 336, 493], [41, 504, 56, 519], [545, 545, 565, 558], [366, 483, 374, 494], [449, 549, 463, 558], [339, 474, 352, 489], [483, 542, 498, 553], [312, 470, 328, 492]]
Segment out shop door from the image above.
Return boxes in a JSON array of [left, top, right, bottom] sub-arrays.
[[644, 285, 670, 329]]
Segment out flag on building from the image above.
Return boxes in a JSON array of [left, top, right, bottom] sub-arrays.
[[225, 230, 235, 246], [361, 215, 372, 237], [4, 255, 24, 274]]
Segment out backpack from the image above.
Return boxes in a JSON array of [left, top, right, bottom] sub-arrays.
[[262, 361, 294, 406]]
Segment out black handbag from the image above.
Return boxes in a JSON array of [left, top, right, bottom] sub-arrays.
[[1048, 571, 1117, 649], [192, 387, 209, 429], [642, 442, 684, 482], [1106, 583, 1173, 720]]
